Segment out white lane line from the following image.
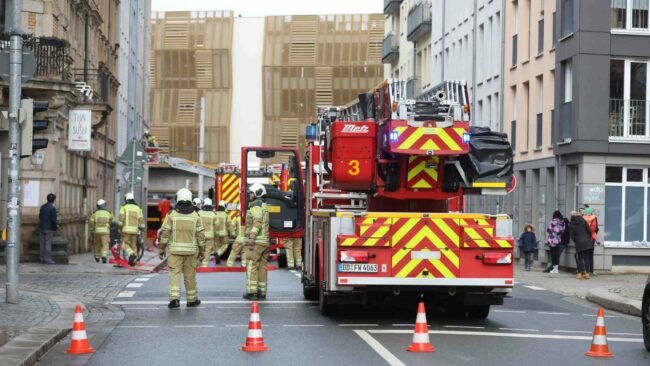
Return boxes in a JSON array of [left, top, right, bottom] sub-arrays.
[[499, 328, 539, 332], [443, 325, 485, 330], [126, 283, 143, 288], [142, 274, 157, 278], [122, 307, 159, 310], [353, 330, 406, 366], [609, 332, 643, 336], [582, 314, 616, 318], [116, 291, 135, 298], [134, 278, 151, 282], [339, 324, 379, 327], [537, 311, 570, 316], [118, 325, 160, 328], [215, 306, 251, 309], [523, 285, 547, 291], [553, 330, 592, 334], [225, 325, 249, 327], [514, 281, 521, 284], [110, 300, 317, 305], [175, 325, 215, 328], [263, 306, 297, 309], [391, 324, 415, 327], [493, 309, 527, 314], [282, 324, 324, 327], [367, 330, 643, 343]]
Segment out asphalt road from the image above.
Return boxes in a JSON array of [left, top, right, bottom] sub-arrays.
[[38, 266, 649, 366]]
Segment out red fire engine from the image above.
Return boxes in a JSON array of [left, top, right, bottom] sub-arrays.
[[240, 80, 515, 317]]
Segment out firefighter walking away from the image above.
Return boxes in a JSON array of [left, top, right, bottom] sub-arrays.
[[158, 188, 206, 308], [89, 199, 114, 263], [118, 192, 144, 266], [243, 184, 270, 300], [227, 204, 246, 267], [198, 198, 218, 268]]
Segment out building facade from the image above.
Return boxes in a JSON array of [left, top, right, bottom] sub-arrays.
[[0, 0, 121, 258]]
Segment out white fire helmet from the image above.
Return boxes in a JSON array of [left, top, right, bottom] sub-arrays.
[[176, 188, 192, 203], [218, 200, 227, 209], [248, 183, 266, 198], [125, 192, 135, 201], [203, 198, 213, 206], [97, 199, 106, 207]]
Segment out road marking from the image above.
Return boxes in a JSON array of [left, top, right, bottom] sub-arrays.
[[582, 314, 616, 318], [514, 281, 521, 284], [609, 332, 643, 336], [443, 325, 485, 330], [175, 325, 215, 328], [499, 328, 539, 332], [282, 324, 324, 327], [225, 325, 249, 327], [391, 324, 415, 327], [523, 285, 546, 291], [553, 330, 592, 334], [367, 330, 643, 343], [537, 311, 570, 316], [214, 306, 251, 309], [263, 306, 297, 309], [134, 278, 151, 282], [116, 291, 135, 298], [339, 324, 379, 327], [126, 283, 143, 288], [493, 309, 527, 314], [110, 300, 317, 305], [118, 325, 160, 328], [354, 330, 406, 366], [142, 274, 157, 278], [123, 307, 158, 310]]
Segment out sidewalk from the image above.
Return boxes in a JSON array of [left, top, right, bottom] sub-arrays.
[[514, 265, 647, 317], [0, 249, 161, 366]]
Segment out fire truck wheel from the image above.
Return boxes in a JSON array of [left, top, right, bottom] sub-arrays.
[[447, 303, 467, 318], [319, 287, 335, 316], [466, 305, 490, 319], [303, 282, 318, 300]]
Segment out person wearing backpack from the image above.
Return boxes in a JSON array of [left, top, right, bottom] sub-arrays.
[[518, 224, 538, 271], [582, 206, 599, 276], [569, 211, 594, 279], [545, 211, 566, 274]]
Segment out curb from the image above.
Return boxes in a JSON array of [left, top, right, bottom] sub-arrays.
[[0, 328, 70, 366], [586, 287, 642, 317]]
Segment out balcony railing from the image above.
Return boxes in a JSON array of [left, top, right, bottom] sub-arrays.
[[382, 32, 399, 63], [407, 1, 432, 42], [384, 0, 403, 15], [609, 99, 650, 139], [72, 68, 110, 103], [0, 35, 71, 81]]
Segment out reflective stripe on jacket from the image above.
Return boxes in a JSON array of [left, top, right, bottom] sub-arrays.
[[215, 211, 228, 236], [229, 214, 246, 243], [159, 211, 206, 255], [119, 203, 144, 234], [198, 210, 217, 239], [90, 209, 114, 234], [245, 199, 269, 246]]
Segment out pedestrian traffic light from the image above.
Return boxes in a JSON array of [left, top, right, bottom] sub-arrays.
[[20, 99, 50, 158]]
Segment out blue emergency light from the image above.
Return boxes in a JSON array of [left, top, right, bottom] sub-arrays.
[[462, 133, 471, 143], [390, 130, 399, 142], [306, 124, 318, 141]]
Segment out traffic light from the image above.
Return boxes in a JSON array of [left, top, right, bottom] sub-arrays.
[[20, 99, 50, 158]]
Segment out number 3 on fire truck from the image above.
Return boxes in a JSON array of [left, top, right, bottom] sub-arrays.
[[348, 160, 360, 176]]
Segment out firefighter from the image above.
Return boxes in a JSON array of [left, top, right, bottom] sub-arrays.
[[158, 188, 206, 309], [89, 199, 114, 263], [214, 200, 229, 263], [118, 192, 144, 267], [243, 184, 270, 300], [284, 177, 302, 269], [193, 198, 202, 212], [226, 204, 247, 267], [198, 198, 218, 268]]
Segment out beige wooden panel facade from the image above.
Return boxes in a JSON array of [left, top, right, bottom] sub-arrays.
[[262, 14, 384, 153], [151, 11, 233, 164]]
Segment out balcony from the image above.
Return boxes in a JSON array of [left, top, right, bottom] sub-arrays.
[[407, 1, 432, 42], [609, 99, 650, 141], [0, 35, 71, 81], [384, 0, 403, 16], [382, 32, 399, 63], [72, 68, 111, 104]]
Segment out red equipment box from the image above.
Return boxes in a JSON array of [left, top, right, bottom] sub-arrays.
[[330, 122, 376, 191]]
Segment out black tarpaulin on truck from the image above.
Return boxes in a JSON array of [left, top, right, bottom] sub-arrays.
[[460, 126, 514, 183]]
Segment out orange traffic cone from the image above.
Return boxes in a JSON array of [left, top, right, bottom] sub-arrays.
[[585, 308, 613, 358], [66, 305, 95, 354], [407, 302, 435, 352], [241, 301, 270, 352]]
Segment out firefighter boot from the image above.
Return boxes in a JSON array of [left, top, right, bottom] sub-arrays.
[[168, 299, 180, 309], [187, 299, 202, 307], [257, 290, 266, 300], [101, 257, 107, 264], [243, 292, 258, 300], [128, 254, 137, 267]]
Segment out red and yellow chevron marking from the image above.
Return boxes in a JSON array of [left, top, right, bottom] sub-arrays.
[[389, 123, 469, 155], [356, 217, 392, 238], [338, 235, 390, 247], [460, 219, 513, 248], [407, 156, 440, 189], [218, 174, 240, 220], [391, 218, 460, 278]]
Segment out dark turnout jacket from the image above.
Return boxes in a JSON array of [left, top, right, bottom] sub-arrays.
[[38, 202, 57, 231], [569, 215, 593, 253]]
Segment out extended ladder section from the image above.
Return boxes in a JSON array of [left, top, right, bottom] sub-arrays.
[[157, 155, 216, 178]]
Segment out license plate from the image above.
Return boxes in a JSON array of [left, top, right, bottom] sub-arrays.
[[338, 263, 378, 273]]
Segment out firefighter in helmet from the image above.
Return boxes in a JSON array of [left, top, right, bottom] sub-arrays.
[[243, 183, 270, 300], [213, 200, 229, 264], [89, 199, 114, 263], [193, 197, 202, 212], [159, 188, 206, 308], [226, 204, 246, 267], [118, 192, 144, 266], [283, 177, 302, 269], [198, 198, 218, 268]]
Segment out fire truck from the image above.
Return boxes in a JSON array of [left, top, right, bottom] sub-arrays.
[[240, 79, 515, 318]]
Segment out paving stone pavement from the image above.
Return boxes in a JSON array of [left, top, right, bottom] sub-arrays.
[[610, 284, 646, 301], [0, 289, 60, 342]]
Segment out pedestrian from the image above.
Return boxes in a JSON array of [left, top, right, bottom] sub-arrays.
[[89, 199, 114, 263], [545, 211, 566, 274], [569, 211, 594, 279], [38, 193, 58, 264], [226, 205, 247, 267], [118, 192, 144, 266], [243, 184, 270, 300], [582, 206, 599, 275], [518, 224, 537, 271], [213, 200, 230, 264], [158, 188, 206, 309], [198, 198, 217, 268]]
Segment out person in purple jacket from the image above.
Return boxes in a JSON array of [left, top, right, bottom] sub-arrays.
[[546, 211, 566, 274]]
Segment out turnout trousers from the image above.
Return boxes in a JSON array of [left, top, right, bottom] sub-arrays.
[[167, 254, 198, 301], [245, 244, 269, 296]]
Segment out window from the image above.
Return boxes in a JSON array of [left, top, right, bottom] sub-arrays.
[[511, 86, 517, 151], [537, 76, 543, 148], [612, 0, 649, 31], [609, 59, 650, 138], [0, 0, 5, 33], [561, 0, 574, 37], [524, 81, 530, 150], [560, 59, 573, 140], [552, 11, 557, 46], [563, 60, 573, 103], [605, 166, 650, 245], [479, 23, 485, 78], [512, 34, 518, 67], [538, 17, 544, 54]]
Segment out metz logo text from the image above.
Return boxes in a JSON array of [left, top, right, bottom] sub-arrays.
[[341, 125, 369, 133]]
